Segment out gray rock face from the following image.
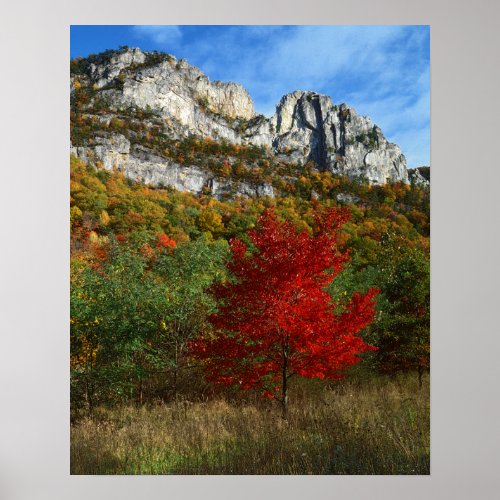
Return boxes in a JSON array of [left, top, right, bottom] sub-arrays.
[[408, 167, 430, 188], [336, 193, 361, 205], [90, 48, 146, 89], [250, 91, 408, 184], [71, 47, 413, 194], [89, 50, 254, 143], [72, 133, 273, 199]]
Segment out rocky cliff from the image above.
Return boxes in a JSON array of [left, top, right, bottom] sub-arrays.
[[247, 91, 408, 184], [71, 47, 412, 196], [408, 167, 430, 188]]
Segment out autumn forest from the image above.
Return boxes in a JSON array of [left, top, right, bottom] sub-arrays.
[[70, 150, 430, 473]]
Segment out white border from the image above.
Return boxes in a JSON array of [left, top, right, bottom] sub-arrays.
[[1, 0, 500, 499]]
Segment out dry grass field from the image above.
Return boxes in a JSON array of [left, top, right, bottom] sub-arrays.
[[71, 373, 429, 475]]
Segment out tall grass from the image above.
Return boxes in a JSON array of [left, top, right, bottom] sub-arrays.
[[71, 373, 429, 475]]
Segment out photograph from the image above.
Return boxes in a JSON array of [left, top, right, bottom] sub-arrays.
[[69, 24, 430, 475]]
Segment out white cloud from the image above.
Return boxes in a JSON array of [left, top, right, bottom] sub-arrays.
[[257, 26, 408, 90], [132, 25, 182, 45]]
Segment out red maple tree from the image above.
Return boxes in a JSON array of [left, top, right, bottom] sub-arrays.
[[191, 208, 378, 418]]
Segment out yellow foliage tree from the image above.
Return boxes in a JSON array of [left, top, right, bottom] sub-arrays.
[[197, 209, 224, 237]]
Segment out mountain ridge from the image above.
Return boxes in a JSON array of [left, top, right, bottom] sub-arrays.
[[71, 47, 427, 197]]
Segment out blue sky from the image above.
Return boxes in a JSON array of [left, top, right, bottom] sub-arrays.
[[71, 25, 430, 167]]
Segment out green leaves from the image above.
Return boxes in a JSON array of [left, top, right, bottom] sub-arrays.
[[370, 233, 430, 375], [71, 235, 229, 411]]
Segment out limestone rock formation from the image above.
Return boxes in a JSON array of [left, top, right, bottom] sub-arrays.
[[70, 133, 273, 199], [408, 167, 430, 188], [247, 91, 408, 184], [71, 47, 415, 195]]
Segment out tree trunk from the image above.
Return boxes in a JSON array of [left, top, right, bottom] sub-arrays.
[[173, 342, 178, 402], [281, 350, 288, 420]]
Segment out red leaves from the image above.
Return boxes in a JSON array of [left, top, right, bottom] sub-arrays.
[[156, 233, 176, 250], [139, 233, 176, 260], [228, 237, 246, 260], [191, 208, 378, 398]]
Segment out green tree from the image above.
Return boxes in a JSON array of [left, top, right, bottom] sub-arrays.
[[372, 234, 430, 385], [71, 241, 161, 413], [151, 237, 229, 399]]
